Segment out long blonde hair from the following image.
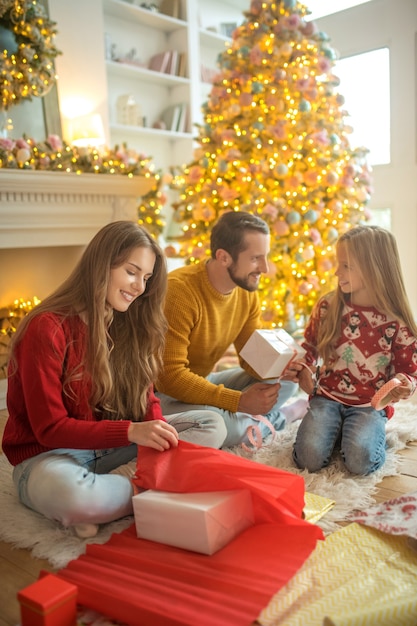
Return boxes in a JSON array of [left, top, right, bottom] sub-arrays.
[[317, 225, 417, 367], [9, 221, 168, 420]]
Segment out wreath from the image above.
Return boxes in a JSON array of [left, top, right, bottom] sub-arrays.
[[0, 0, 61, 110]]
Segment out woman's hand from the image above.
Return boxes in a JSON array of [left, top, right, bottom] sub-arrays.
[[127, 420, 179, 451]]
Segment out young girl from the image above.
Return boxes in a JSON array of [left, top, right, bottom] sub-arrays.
[[293, 225, 417, 475], [2, 221, 225, 538]]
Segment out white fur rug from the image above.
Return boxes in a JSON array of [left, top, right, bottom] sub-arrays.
[[1, 401, 416, 569]]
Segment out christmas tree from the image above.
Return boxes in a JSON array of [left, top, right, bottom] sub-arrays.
[[170, 0, 373, 331]]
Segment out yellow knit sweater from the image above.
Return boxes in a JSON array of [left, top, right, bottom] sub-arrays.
[[157, 261, 261, 412]]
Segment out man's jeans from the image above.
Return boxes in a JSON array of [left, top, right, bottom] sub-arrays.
[[158, 367, 297, 448]]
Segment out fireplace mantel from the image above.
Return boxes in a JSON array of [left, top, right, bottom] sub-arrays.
[[0, 169, 156, 249]]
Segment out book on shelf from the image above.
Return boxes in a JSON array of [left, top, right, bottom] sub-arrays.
[[176, 103, 188, 133], [160, 0, 180, 19], [167, 50, 179, 75], [148, 51, 171, 73], [178, 52, 187, 78], [149, 50, 182, 76], [161, 104, 181, 132], [160, 103, 188, 132]]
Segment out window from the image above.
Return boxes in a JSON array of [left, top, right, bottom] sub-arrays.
[[305, 0, 372, 20], [335, 48, 390, 166]]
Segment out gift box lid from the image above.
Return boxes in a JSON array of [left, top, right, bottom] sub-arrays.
[[18, 574, 77, 613]]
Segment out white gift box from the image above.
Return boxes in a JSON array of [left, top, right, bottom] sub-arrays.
[[240, 329, 306, 379], [133, 489, 254, 555]]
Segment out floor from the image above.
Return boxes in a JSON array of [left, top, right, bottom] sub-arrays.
[[1, 407, 417, 626]]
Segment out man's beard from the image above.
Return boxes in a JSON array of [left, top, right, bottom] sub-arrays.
[[227, 264, 259, 292]]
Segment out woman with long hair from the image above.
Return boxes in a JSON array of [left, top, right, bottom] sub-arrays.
[[2, 221, 225, 537]]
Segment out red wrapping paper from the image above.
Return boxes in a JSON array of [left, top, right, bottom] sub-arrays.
[[58, 442, 324, 626]]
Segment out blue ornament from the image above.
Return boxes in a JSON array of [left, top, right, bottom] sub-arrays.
[[239, 46, 251, 57], [323, 46, 337, 60], [304, 209, 318, 223], [252, 82, 263, 93], [283, 0, 296, 8], [277, 164, 288, 176], [327, 227, 339, 243], [253, 121, 264, 130], [299, 99, 311, 113], [286, 211, 301, 225], [329, 133, 341, 145], [295, 252, 304, 263]]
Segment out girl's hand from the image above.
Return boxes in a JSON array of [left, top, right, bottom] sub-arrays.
[[127, 419, 179, 451], [298, 364, 316, 395], [281, 360, 305, 382], [391, 373, 415, 402]]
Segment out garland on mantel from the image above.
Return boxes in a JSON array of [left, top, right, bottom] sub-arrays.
[[0, 134, 167, 238]]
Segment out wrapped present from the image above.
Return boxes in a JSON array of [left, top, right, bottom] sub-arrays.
[[56, 443, 323, 626], [133, 488, 254, 554], [240, 329, 306, 379], [18, 573, 77, 626]]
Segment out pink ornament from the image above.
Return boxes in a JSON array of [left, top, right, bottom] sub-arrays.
[[188, 166, 204, 184], [263, 203, 278, 219], [273, 220, 290, 236], [280, 42, 293, 58], [16, 148, 31, 164], [302, 247, 315, 260], [16, 138, 30, 150], [304, 170, 319, 186], [47, 134, 63, 151], [298, 282, 311, 296], [309, 228, 322, 245], [326, 171, 339, 185], [239, 92, 253, 107]]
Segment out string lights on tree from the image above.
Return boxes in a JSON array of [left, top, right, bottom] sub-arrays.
[[170, 0, 373, 331]]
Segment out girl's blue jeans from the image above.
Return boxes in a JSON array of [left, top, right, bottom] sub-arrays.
[[293, 394, 388, 475]]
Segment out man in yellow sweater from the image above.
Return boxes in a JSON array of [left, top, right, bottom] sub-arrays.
[[157, 211, 298, 448]]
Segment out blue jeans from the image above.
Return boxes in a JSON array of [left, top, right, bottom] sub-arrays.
[[158, 367, 297, 448], [13, 445, 138, 528], [293, 395, 388, 475]]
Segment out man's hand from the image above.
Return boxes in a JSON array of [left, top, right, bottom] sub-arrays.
[[127, 420, 179, 451], [238, 382, 280, 415]]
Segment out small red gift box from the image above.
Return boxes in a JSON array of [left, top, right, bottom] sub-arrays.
[[18, 573, 78, 626]]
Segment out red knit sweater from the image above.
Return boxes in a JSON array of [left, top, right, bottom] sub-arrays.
[[2, 312, 164, 466]]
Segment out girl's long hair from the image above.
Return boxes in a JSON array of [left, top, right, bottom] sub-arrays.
[[9, 221, 168, 420], [317, 225, 417, 367]]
